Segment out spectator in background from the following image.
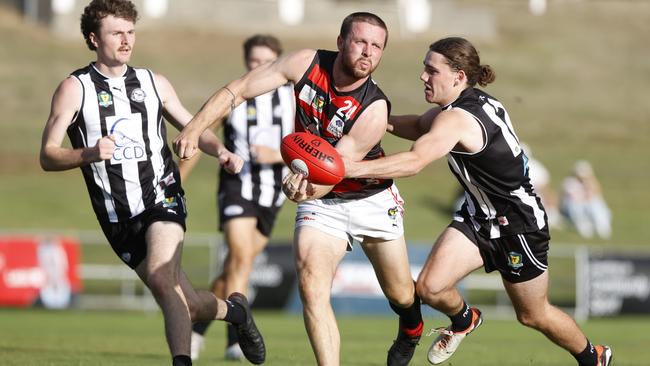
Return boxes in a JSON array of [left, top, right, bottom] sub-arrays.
[[180, 34, 294, 362], [520, 143, 563, 229], [39, 1, 264, 365], [561, 160, 612, 239]]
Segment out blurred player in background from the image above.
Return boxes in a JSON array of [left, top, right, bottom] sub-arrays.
[[520, 142, 563, 229], [344, 37, 612, 366], [174, 12, 423, 366], [39, 1, 265, 365], [180, 34, 295, 362], [560, 160, 612, 239]]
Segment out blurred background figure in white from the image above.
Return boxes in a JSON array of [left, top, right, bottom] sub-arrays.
[[560, 160, 612, 239], [521, 143, 563, 230]]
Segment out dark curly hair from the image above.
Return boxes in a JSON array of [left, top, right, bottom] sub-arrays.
[[80, 0, 138, 51]]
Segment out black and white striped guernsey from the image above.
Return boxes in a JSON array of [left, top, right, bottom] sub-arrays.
[[219, 85, 294, 208], [446, 87, 547, 238], [66, 63, 181, 223]]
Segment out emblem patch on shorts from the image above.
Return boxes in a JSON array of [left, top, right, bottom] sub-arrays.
[[163, 196, 178, 208], [224, 205, 244, 216], [121, 252, 132, 263], [507, 251, 524, 269], [387, 206, 399, 219]]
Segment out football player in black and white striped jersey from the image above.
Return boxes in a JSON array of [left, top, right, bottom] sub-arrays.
[[181, 34, 294, 362], [344, 37, 612, 366], [39, 1, 265, 365]]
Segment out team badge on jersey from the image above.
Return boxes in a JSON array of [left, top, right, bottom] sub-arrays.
[[507, 252, 524, 269], [97, 91, 113, 108], [130, 88, 146, 103], [312, 95, 325, 113]]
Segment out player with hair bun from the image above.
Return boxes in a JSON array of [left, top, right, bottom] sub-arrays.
[[345, 36, 612, 366]]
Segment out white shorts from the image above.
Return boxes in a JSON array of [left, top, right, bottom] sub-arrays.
[[295, 184, 405, 248]]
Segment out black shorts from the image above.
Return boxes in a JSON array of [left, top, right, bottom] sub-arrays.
[[449, 215, 549, 283], [218, 189, 281, 238], [99, 193, 187, 269]]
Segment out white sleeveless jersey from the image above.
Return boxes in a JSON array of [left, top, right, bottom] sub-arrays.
[[67, 63, 181, 223]]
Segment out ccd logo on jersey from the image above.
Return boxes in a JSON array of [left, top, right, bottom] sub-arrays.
[[109, 117, 147, 163]]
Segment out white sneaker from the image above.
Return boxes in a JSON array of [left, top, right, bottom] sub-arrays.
[[225, 343, 245, 361], [427, 307, 483, 364], [190, 331, 205, 361]]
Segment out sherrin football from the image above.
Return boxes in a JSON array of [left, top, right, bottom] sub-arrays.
[[280, 132, 344, 185]]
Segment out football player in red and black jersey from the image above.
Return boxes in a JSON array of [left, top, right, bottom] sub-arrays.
[[175, 12, 422, 366]]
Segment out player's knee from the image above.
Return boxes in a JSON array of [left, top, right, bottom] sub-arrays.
[[416, 278, 447, 303], [226, 252, 255, 272], [515, 311, 543, 329], [146, 270, 177, 299], [384, 285, 415, 307], [297, 270, 328, 305]]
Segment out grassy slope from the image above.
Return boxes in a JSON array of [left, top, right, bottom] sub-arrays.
[[0, 2, 649, 246]]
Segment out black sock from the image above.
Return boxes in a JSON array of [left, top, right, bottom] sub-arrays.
[[574, 340, 597, 366], [449, 301, 472, 332], [192, 320, 211, 336], [227, 323, 239, 346], [389, 293, 423, 335], [222, 299, 246, 325], [172, 355, 192, 366]]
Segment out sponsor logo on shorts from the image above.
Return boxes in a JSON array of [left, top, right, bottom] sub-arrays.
[[498, 216, 509, 226], [507, 251, 524, 269], [224, 205, 244, 216], [387, 206, 399, 219], [121, 252, 132, 263], [297, 212, 317, 222], [158, 172, 177, 190], [163, 196, 178, 208]]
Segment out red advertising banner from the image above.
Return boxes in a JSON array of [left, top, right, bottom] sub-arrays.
[[0, 236, 82, 308]]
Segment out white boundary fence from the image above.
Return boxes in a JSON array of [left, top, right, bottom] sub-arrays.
[[4, 229, 649, 319]]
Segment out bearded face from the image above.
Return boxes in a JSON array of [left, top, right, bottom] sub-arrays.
[[338, 21, 386, 79]]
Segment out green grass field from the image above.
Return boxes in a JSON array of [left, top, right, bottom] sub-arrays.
[[0, 308, 647, 365]]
